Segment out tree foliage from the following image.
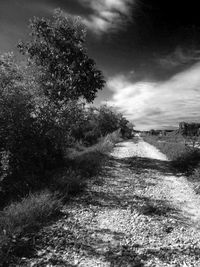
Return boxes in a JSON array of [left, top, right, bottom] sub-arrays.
[[18, 9, 105, 104], [0, 10, 133, 201], [0, 53, 90, 199], [0, 10, 106, 195], [71, 105, 133, 145]]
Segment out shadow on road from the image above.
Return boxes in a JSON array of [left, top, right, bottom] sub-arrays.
[[73, 154, 190, 226], [110, 156, 173, 175], [17, 145, 196, 266]]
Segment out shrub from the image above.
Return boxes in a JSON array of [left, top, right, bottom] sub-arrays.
[[0, 190, 61, 235], [172, 149, 200, 174], [69, 150, 105, 177], [0, 8, 105, 198], [67, 131, 121, 176], [50, 168, 84, 198], [75, 105, 131, 146], [95, 130, 122, 154]]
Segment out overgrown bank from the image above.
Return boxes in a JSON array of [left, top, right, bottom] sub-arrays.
[[0, 131, 123, 265], [144, 135, 200, 192], [0, 9, 133, 265], [0, 9, 132, 209]]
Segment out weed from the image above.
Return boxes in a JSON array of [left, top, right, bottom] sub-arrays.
[[0, 190, 62, 264], [145, 135, 200, 174]]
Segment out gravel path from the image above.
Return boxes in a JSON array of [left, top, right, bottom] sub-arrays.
[[21, 139, 200, 267]]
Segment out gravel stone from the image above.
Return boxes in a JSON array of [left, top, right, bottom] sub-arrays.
[[19, 139, 200, 267]]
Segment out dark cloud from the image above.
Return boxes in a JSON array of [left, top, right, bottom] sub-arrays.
[[1, 0, 200, 129], [78, 0, 136, 33]]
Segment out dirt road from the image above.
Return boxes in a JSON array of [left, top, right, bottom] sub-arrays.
[[24, 139, 200, 267]]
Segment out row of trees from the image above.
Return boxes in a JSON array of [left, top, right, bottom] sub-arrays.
[[0, 10, 132, 198]]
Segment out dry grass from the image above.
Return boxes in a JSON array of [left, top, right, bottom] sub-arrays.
[[144, 135, 200, 174], [144, 135, 200, 195], [0, 190, 61, 235], [0, 190, 62, 263], [0, 130, 122, 263], [144, 136, 187, 160], [67, 130, 122, 176], [95, 130, 122, 154], [50, 168, 84, 198]]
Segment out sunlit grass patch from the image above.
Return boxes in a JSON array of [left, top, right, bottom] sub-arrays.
[[144, 136, 200, 174]]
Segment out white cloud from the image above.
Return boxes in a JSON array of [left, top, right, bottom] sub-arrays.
[[158, 46, 200, 68], [79, 0, 135, 33], [106, 63, 200, 130]]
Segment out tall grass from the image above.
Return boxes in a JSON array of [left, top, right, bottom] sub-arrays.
[[144, 135, 200, 174], [144, 136, 187, 160], [95, 130, 122, 154], [0, 190, 62, 264], [0, 130, 121, 263], [67, 130, 121, 176]]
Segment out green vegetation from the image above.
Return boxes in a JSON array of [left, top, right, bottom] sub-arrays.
[[18, 9, 105, 104], [0, 9, 131, 201], [143, 135, 187, 161], [0, 190, 62, 262], [0, 10, 132, 264], [144, 134, 200, 190], [0, 131, 122, 265]]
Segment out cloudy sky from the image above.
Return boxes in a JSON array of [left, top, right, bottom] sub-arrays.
[[1, 0, 200, 130]]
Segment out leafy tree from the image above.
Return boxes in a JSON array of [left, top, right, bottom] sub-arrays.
[[0, 53, 36, 191], [0, 9, 106, 197], [18, 9, 105, 104], [96, 105, 119, 136], [0, 55, 84, 180], [72, 105, 133, 145], [1, 10, 130, 201]]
